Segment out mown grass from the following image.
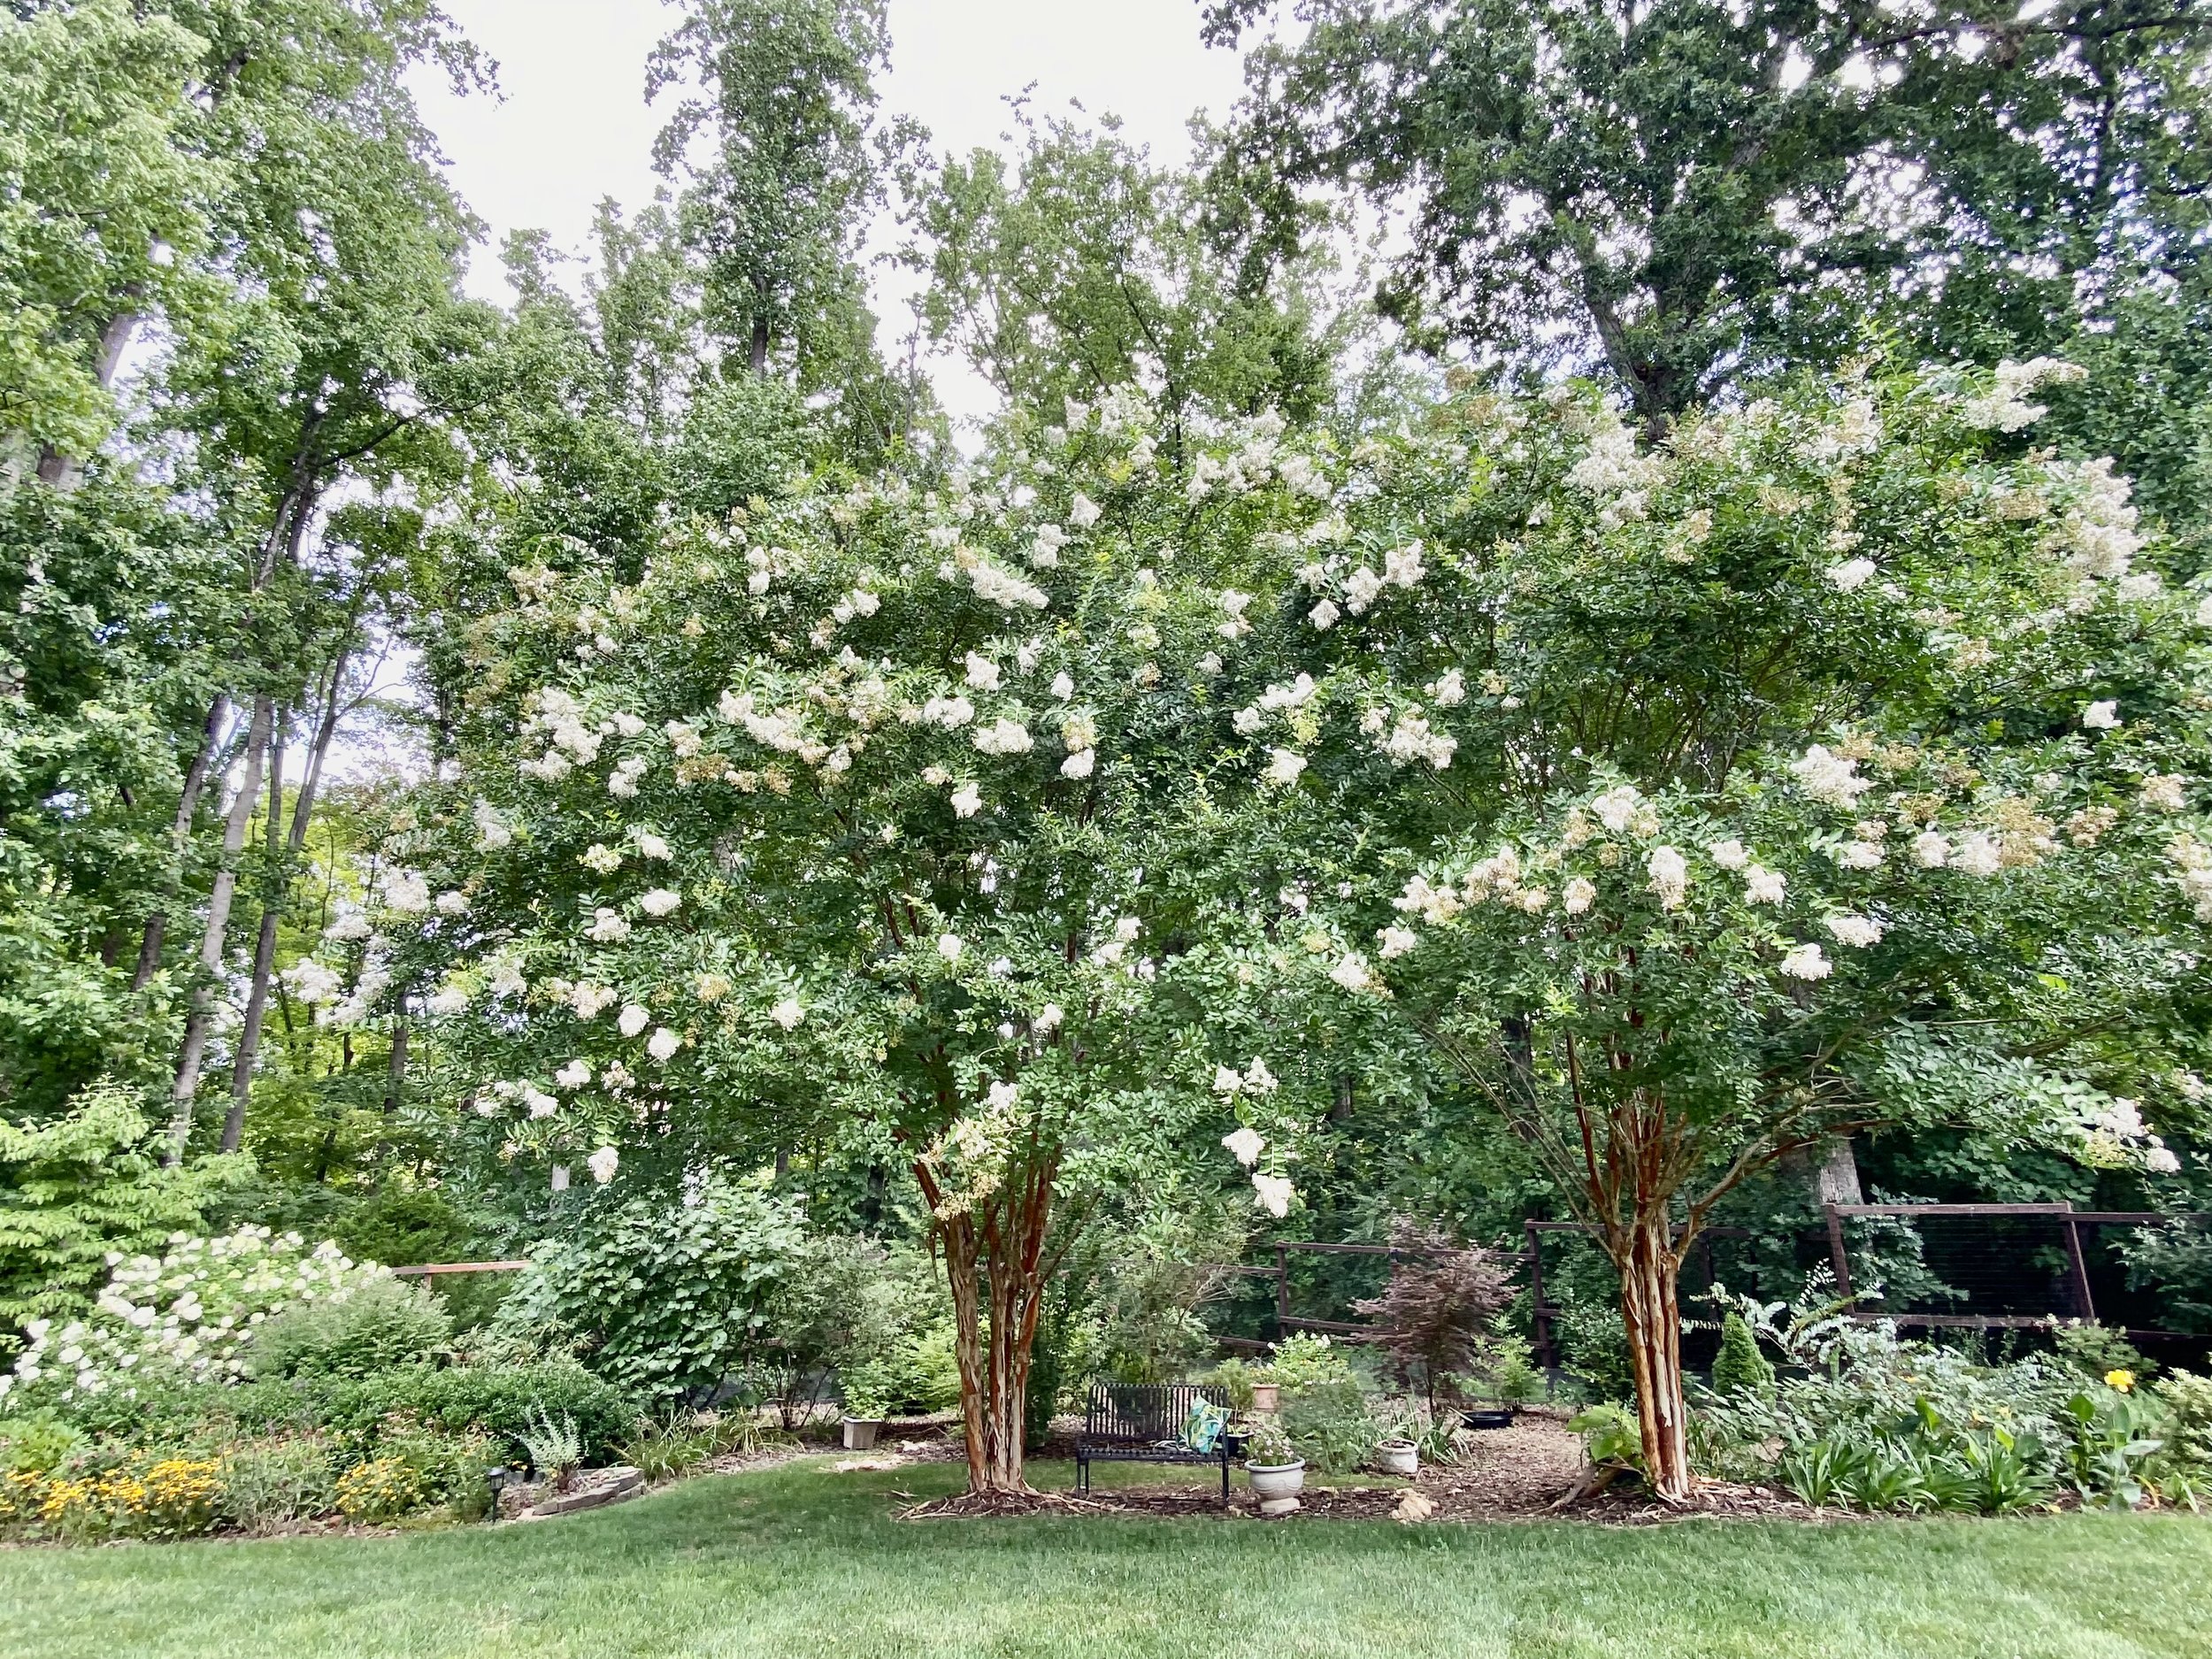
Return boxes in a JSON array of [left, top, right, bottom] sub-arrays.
[[3, 1455, 2209, 1658]]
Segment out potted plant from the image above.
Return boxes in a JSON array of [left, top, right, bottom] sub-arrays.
[[1465, 1333, 1540, 1429], [1242, 1417, 1305, 1503], [841, 1362, 892, 1450], [1373, 1435, 1419, 1477], [1249, 1379, 1281, 1414]]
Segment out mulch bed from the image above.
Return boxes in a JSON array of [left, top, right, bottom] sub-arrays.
[[875, 1408, 1845, 1526]]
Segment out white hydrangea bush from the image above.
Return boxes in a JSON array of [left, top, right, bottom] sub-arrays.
[[1, 1227, 389, 1408]]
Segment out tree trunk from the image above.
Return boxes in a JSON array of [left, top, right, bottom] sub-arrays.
[[36, 303, 142, 490], [166, 695, 273, 1160], [134, 693, 233, 991], [221, 627, 355, 1153], [1614, 1217, 1693, 1502], [933, 1152, 1056, 1494], [221, 709, 288, 1152]]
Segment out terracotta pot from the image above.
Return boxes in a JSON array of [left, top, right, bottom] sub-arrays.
[[842, 1417, 886, 1450], [1246, 1459, 1305, 1502], [1374, 1440, 1419, 1477], [1249, 1382, 1281, 1413]]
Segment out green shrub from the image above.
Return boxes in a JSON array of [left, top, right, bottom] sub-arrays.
[[491, 1177, 810, 1409], [377, 1416, 495, 1517], [1711, 1312, 1776, 1399], [216, 1435, 338, 1532], [1262, 1333, 1354, 1392], [250, 1277, 454, 1380], [0, 1410, 84, 1474], [1553, 1292, 1636, 1402], [1279, 1376, 1381, 1475], [2050, 1321, 2150, 1385], [311, 1362, 639, 1463], [1200, 1357, 1258, 1414], [617, 1417, 716, 1482], [334, 1188, 478, 1270]]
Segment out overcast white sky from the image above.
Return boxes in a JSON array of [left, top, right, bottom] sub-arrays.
[[410, 0, 1251, 421]]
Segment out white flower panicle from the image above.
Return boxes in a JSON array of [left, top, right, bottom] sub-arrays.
[[1825, 913, 1886, 948], [1646, 846, 1688, 910], [1792, 745, 1875, 809], [1223, 1126, 1265, 1167], [647, 1026, 680, 1063], [588, 1146, 620, 1185], [1778, 942, 1832, 981], [1265, 748, 1308, 787], [1251, 1172, 1294, 1218], [639, 887, 681, 917], [618, 1003, 650, 1039]]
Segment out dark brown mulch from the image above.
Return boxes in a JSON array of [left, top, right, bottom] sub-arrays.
[[884, 1409, 1848, 1526]]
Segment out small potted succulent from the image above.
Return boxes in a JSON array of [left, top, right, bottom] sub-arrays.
[[841, 1363, 893, 1450], [1242, 1417, 1304, 1502]]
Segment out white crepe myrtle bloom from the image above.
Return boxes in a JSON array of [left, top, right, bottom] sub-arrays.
[[524, 1087, 558, 1119], [1383, 542, 1425, 587], [1251, 1171, 1294, 1218], [639, 887, 681, 918], [1744, 864, 1786, 905], [618, 1003, 651, 1039], [427, 985, 469, 1015], [556, 1059, 591, 1089], [1265, 748, 1308, 787], [1060, 748, 1095, 780], [1825, 557, 1878, 592], [1429, 668, 1466, 707], [647, 1026, 680, 1063], [588, 1146, 620, 1185], [973, 717, 1033, 756], [283, 960, 343, 1005], [1214, 1064, 1244, 1095], [1233, 706, 1264, 737], [589, 908, 632, 943], [581, 842, 623, 874], [949, 781, 984, 818], [1836, 841, 1885, 870], [1330, 951, 1376, 994], [1309, 598, 1340, 630], [1826, 914, 1887, 948], [1223, 1126, 1265, 1167], [937, 933, 964, 964], [473, 801, 513, 849], [1647, 846, 1689, 910], [382, 871, 431, 914], [1050, 672, 1074, 700], [1954, 832, 2003, 876], [1778, 942, 1833, 980], [1707, 839, 1749, 871], [2141, 773, 2189, 811], [770, 996, 805, 1031], [1035, 1002, 1064, 1032], [1563, 876, 1596, 915], [1910, 830, 1952, 868], [1591, 785, 1645, 834], [1070, 491, 1102, 527], [2147, 1144, 2183, 1173], [1792, 745, 1875, 810], [1377, 924, 1419, 958], [964, 652, 1002, 691], [637, 832, 672, 860], [2084, 700, 2121, 731]]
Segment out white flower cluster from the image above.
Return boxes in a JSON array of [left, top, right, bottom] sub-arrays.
[[1, 1229, 388, 1405], [1377, 710, 1456, 770], [1962, 357, 2084, 434], [1791, 745, 1875, 810]]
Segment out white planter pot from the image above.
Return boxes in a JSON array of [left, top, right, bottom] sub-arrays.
[[1246, 1459, 1306, 1502], [842, 1417, 885, 1450], [1374, 1440, 1419, 1478]]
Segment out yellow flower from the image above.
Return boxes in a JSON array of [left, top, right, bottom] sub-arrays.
[[2107, 1368, 2136, 1393]]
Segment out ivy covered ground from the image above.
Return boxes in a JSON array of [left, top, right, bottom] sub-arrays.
[[4, 1457, 2208, 1658]]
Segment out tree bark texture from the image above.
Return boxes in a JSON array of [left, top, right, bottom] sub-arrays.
[[922, 1148, 1057, 1494], [1613, 1215, 1693, 1502], [167, 695, 272, 1159], [134, 693, 233, 991]]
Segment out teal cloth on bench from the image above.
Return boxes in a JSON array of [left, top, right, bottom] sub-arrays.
[[1179, 1398, 1229, 1454]]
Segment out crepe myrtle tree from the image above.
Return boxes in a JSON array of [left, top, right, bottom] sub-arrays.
[[1214, 361, 2212, 1498], [301, 389, 1363, 1494]]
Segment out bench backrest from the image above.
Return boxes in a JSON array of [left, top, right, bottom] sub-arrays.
[[1083, 1382, 1229, 1443]]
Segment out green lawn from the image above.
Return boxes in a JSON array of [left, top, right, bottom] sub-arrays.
[[4, 1455, 2209, 1658]]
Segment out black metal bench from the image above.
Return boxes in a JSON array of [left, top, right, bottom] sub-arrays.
[[1073, 1382, 1236, 1503]]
